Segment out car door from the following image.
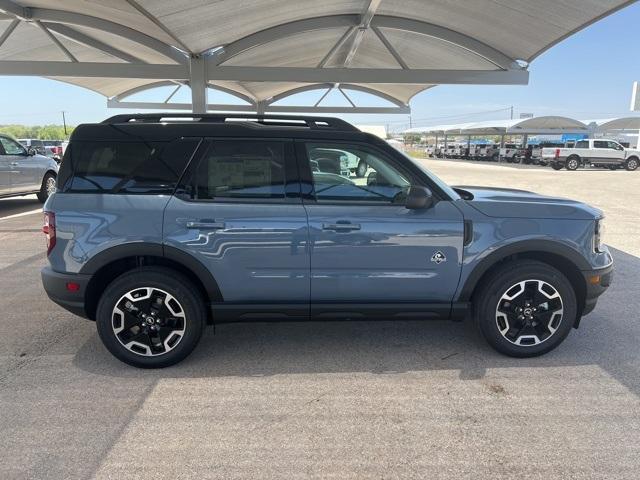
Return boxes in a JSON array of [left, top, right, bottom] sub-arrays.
[[592, 140, 613, 163], [297, 140, 465, 319], [0, 139, 14, 195], [606, 141, 625, 163], [0, 136, 38, 194], [163, 138, 310, 319], [1, 137, 43, 193]]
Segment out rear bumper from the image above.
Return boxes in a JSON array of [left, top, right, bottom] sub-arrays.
[[41, 266, 92, 319], [581, 263, 613, 316]]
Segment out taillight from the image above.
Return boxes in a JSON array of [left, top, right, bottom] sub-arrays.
[[555, 148, 560, 158], [43, 211, 56, 255]]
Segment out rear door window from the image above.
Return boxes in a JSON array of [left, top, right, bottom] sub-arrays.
[[190, 140, 290, 200], [62, 138, 200, 194]]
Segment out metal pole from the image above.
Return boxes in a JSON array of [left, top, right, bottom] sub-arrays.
[[61, 111, 67, 136], [189, 56, 207, 114]]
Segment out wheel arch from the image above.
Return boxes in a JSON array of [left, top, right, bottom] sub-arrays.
[[459, 240, 589, 317], [80, 243, 222, 321]]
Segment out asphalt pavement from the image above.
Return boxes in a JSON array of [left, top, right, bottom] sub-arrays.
[[0, 164, 638, 480]]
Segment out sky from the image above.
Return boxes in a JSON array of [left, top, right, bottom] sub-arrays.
[[0, 2, 639, 132]]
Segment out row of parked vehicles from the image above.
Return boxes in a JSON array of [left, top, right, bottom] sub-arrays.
[[17, 138, 66, 162], [426, 138, 638, 171]]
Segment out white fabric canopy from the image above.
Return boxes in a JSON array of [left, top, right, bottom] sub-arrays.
[[0, 0, 634, 111]]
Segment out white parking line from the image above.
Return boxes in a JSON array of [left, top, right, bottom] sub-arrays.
[[0, 209, 42, 222]]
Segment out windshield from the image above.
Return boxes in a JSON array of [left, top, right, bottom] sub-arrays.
[[397, 150, 460, 200]]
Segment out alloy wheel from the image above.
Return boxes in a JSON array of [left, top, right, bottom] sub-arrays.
[[112, 287, 186, 356], [495, 279, 564, 346], [46, 176, 56, 196]]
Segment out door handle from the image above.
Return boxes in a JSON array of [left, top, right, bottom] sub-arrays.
[[10, 162, 18, 166], [185, 220, 226, 230], [322, 222, 361, 232]]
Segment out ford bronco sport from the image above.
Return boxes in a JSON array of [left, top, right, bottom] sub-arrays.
[[41, 114, 613, 368]]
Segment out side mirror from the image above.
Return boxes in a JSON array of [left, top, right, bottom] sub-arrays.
[[27, 147, 36, 156], [405, 186, 434, 210]]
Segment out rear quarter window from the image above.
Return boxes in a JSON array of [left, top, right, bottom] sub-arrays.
[[60, 138, 200, 194]]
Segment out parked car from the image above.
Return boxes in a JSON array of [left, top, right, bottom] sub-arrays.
[[0, 134, 59, 202], [519, 142, 566, 165], [542, 139, 639, 171], [43, 140, 64, 162], [474, 143, 499, 161], [41, 114, 612, 367], [18, 138, 46, 155], [500, 143, 524, 163]]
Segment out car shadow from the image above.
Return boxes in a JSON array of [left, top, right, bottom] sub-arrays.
[[73, 246, 640, 398], [0, 195, 41, 219]]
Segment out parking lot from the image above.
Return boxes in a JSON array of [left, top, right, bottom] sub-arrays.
[[0, 160, 639, 479]]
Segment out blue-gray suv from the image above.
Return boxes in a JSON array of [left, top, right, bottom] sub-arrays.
[[41, 114, 613, 368]]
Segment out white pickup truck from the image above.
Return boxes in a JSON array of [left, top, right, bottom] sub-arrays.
[[542, 139, 639, 171]]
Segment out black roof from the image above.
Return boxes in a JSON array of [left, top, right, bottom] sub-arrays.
[[72, 113, 376, 143]]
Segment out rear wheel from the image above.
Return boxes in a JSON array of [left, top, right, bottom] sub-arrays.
[[37, 172, 56, 203], [565, 156, 580, 171], [96, 267, 205, 368], [474, 260, 577, 357], [625, 157, 639, 171]]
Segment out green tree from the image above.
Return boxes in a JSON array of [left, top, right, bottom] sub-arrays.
[[0, 124, 74, 140]]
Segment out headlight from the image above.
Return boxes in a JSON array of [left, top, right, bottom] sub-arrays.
[[594, 218, 605, 252]]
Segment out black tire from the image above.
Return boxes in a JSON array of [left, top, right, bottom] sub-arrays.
[[625, 157, 639, 171], [37, 172, 56, 203], [473, 260, 577, 358], [96, 267, 206, 368], [565, 156, 580, 171], [356, 160, 368, 178], [551, 162, 563, 170]]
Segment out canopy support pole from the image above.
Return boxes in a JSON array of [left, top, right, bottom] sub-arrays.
[[189, 56, 207, 113]]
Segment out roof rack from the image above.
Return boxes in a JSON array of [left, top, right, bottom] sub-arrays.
[[101, 113, 359, 132]]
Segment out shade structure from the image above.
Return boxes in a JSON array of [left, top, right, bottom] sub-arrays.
[[0, 0, 635, 113], [405, 117, 591, 136], [587, 117, 640, 132]]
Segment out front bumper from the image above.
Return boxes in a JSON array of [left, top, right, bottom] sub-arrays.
[[581, 263, 613, 317], [41, 266, 92, 319]]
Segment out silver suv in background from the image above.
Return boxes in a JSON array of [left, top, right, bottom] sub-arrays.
[[0, 134, 59, 202]]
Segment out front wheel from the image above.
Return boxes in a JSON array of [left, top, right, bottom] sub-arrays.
[[96, 267, 206, 368], [565, 156, 580, 171], [37, 172, 56, 203], [625, 157, 639, 171], [474, 260, 577, 357]]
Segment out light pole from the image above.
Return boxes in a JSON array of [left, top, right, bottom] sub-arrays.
[[61, 111, 67, 136]]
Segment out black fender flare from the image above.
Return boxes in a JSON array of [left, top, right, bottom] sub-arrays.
[[457, 239, 590, 302], [79, 242, 222, 301]]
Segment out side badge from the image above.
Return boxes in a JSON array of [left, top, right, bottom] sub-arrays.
[[431, 251, 446, 264]]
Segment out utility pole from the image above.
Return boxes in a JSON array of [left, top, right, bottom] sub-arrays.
[[61, 111, 67, 136]]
